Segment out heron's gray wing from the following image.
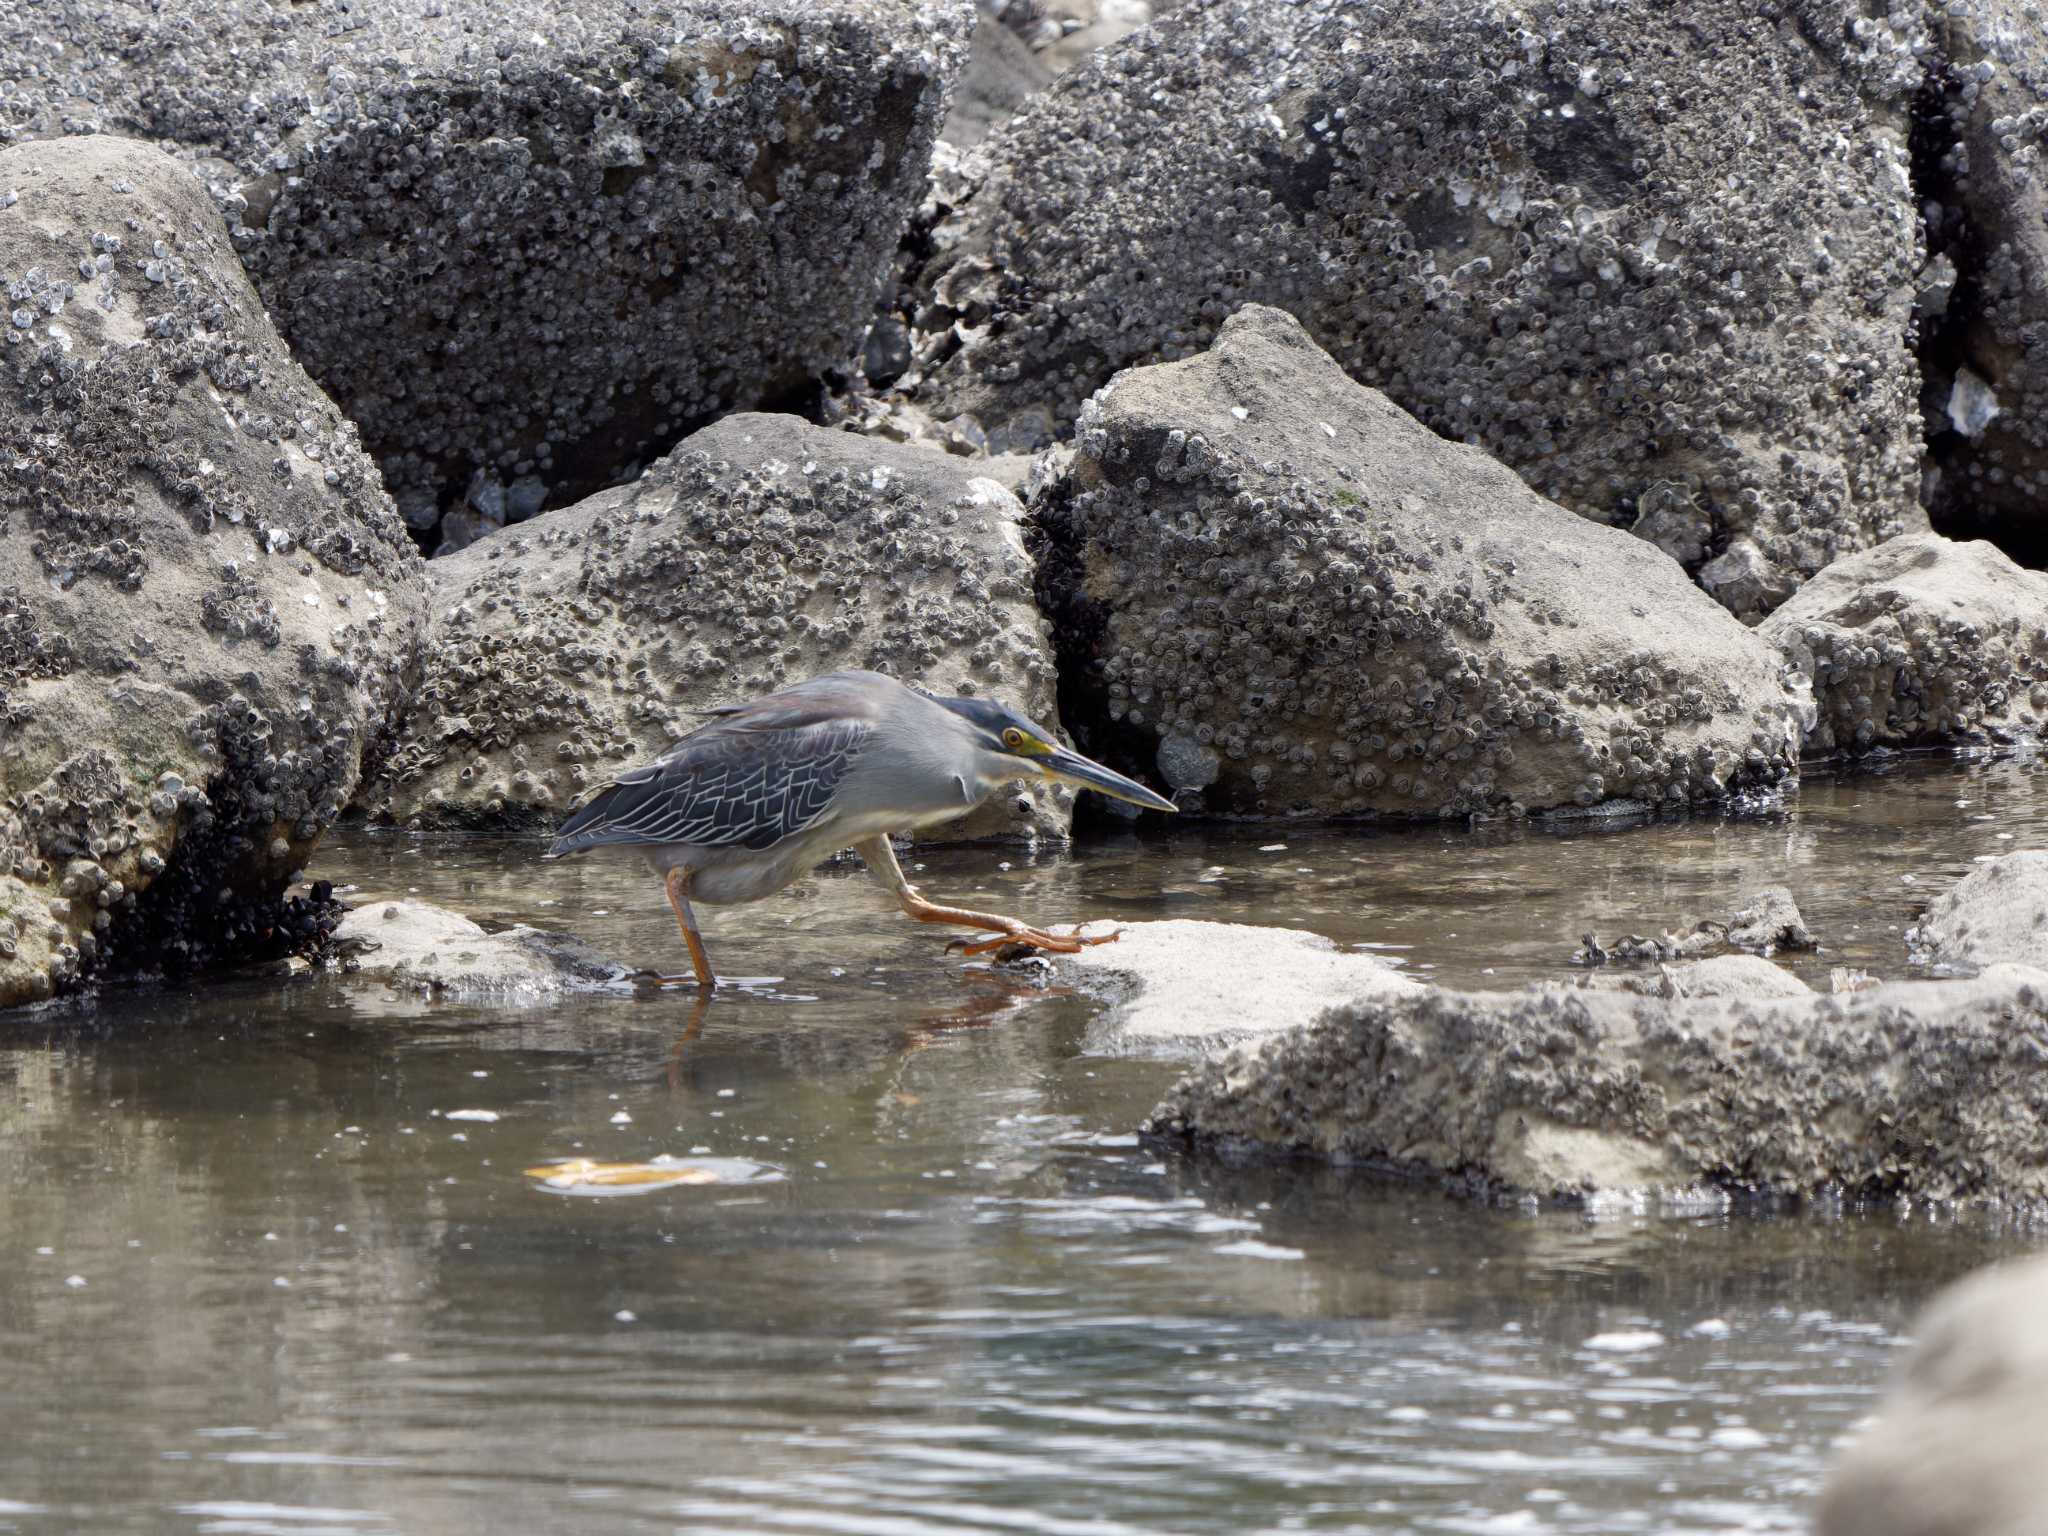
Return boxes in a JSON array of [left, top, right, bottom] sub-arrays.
[[548, 716, 874, 855]]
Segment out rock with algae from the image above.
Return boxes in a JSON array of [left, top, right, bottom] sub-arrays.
[[1031, 306, 1809, 819], [915, 0, 1928, 615], [0, 136, 427, 1010], [0, 0, 976, 540], [361, 413, 1071, 842]]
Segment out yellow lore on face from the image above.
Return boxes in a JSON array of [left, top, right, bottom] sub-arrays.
[[1000, 726, 1057, 757]]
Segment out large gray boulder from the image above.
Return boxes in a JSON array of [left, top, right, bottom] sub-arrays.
[[1909, 850, 2048, 971], [1147, 965, 2048, 1206], [1817, 1252, 2048, 1536], [0, 138, 426, 1009], [1032, 306, 1808, 818], [1761, 534, 2048, 753], [0, 0, 975, 540], [361, 413, 1069, 841], [916, 0, 1928, 614]]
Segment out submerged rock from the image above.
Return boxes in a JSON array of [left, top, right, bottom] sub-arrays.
[[362, 414, 1069, 842], [334, 901, 632, 1001], [0, 138, 426, 1010], [1595, 954, 1814, 1002], [0, 0, 975, 538], [1909, 850, 2048, 972], [1576, 886, 1814, 968], [1817, 1251, 2048, 1536], [1760, 534, 2048, 754], [917, 0, 1927, 612], [1723, 885, 1815, 954], [1061, 918, 1421, 1055], [1032, 306, 1808, 819], [1148, 966, 2048, 1206]]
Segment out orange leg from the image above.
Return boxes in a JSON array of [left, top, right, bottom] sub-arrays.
[[851, 835, 1121, 959], [660, 867, 715, 988]]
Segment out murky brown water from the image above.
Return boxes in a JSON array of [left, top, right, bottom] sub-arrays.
[[4, 753, 2047, 1534]]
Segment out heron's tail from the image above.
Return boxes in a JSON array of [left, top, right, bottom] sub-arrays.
[[548, 775, 629, 856], [547, 817, 599, 859]]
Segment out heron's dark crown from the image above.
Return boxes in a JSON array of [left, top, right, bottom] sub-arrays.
[[932, 693, 1054, 752]]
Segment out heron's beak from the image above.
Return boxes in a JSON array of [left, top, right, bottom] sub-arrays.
[[1042, 746, 1179, 813]]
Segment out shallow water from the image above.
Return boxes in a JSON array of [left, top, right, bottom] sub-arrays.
[[4, 754, 2047, 1534]]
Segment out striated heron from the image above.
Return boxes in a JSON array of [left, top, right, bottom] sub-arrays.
[[547, 670, 1177, 986]]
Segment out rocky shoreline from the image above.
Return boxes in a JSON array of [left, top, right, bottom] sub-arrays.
[[11, 1, 2048, 1010], [1, 0, 2046, 1175], [15, 1, 2048, 1523]]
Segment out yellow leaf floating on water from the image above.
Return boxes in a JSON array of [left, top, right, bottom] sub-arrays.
[[522, 1155, 785, 1197], [525, 1158, 722, 1191]]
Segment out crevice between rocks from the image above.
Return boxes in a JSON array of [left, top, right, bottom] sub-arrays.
[[1027, 478, 1177, 830], [1909, 39, 2048, 569], [411, 370, 830, 557]]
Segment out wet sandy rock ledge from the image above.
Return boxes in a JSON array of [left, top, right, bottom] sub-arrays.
[[0, 137, 427, 1009]]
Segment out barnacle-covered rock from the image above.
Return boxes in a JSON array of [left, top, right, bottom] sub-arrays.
[[0, 137, 427, 1010], [0, 0, 975, 543], [1907, 849, 2048, 973], [1759, 533, 2048, 753], [917, 0, 1928, 616], [1033, 306, 1808, 819], [1146, 963, 2048, 1207], [362, 413, 1068, 842], [1592, 953, 1815, 1002]]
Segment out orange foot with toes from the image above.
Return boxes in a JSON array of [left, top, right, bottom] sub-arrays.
[[890, 879, 1123, 962], [945, 925, 1122, 959]]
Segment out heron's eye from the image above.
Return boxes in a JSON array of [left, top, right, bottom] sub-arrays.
[[1001, 728, 1025, 751]]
